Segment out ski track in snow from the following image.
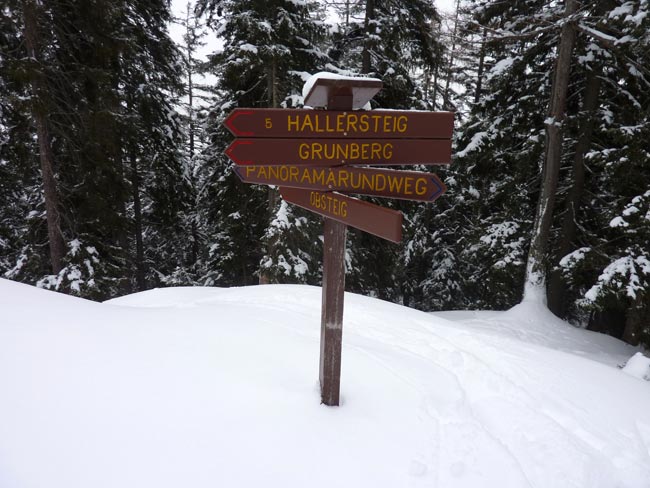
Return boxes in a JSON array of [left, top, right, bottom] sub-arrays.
[[357, 312, 649, 487], [110, 285, 650, 487], [146, 285, 649, 487], [2, 281, 650, 488]]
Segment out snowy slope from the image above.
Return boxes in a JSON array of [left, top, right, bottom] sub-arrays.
[[1, 278, 649, 488]]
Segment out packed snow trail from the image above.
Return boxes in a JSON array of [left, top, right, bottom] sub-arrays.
[[1, 279, 649, 487]]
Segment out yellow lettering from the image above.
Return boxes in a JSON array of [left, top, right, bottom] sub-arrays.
[[338, 169, 350, 188], [289, 166, 299, 182], [396, 115, 407, 132], [325, 114, 335, 132], [301, 115, 314, 132], [404, 178, 413, 195], [372, 115, 382, 131], [415, 177, 427, 195], [299, 143, 309, 160], [383, 143, 393, 159], [313, 169, 326, 185], [359, 114, 369, 132], [336, 114, 345, 132], [339, 144, 348, 160], [325, 170, 336, 187], [350, 172, 362, 189], [362, 174, 372, 190], [371, 143, 381, 160], [387, 174, 403, 193], [312, 115, 322, 132], [301, 168, 312, 184], [266, 117, 272, 129], [348, 114, 358, 133], [350, 143, 359, 160], [364, 143, 372, 160], [312, 142, 323, 160], [375, 174, 386, 191], [324, 144, 336, 160], [331, 197, 338, 215], [287, 115, 298, 132]]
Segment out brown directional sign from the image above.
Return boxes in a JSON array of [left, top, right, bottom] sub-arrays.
[[223, 108, 454, 139], [234, 165, 446, 202], [225, 138, 452, 166], [280, 187, 403, 243]]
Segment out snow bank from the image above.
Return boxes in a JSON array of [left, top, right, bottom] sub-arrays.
[[1, 278, 650, 488], [622, 352, 650, 380]]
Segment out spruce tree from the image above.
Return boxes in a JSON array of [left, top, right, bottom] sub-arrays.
[[326, 0, 445, 301], [555, 0, 650, 344], [196, 0, 330, 286], [2, 0, 186, 299]]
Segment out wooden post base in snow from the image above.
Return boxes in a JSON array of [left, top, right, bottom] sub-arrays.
[[319, 217, 347, 406]]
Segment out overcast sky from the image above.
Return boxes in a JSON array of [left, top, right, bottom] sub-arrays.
[[169, 0, 458, 58]]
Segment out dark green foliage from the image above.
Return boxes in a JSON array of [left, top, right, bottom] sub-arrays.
[[331, 0, 442, 108], [1, 0, 186, 299], [195, 0, 330, 285], [2, 0, 648, 350]]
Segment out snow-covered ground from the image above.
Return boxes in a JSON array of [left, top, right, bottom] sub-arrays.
[[1, 278, 649, 487]]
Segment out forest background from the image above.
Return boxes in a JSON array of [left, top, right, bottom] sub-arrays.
[[1, 0, 649, 347]]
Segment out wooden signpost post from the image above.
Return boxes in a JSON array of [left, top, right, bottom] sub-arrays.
[[223, 74, 454, 406]]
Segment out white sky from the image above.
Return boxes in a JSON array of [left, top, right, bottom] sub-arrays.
[[168, 0, 459, 59], [167, 0, 459, 109]]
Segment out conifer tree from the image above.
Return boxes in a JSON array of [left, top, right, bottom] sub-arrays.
[[330, 0, 442, 108], [554, 0, 650, 345], [327, 0, 445, 301], [196, 0, 330, 286], [413, 0, 555, 310], [2, 0, 186, 299], [435, 0, 650, 349]]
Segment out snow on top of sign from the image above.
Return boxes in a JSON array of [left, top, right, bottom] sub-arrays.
[[301, 71, 382, 100]]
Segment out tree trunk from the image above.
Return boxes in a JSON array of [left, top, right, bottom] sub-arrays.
[[259, 57, 280, 284], [187, 58, 195, 159], [622, 294, 649, 346], [443, 0, 461, 110], [22, 0, 66, 274], [474, 27, 487, 105], [130, 148, 146, 291], [185, 2, 195, 161], [523, 0, 578, 302], [547, 69, 600, 316], [361, 0, 375, 74]]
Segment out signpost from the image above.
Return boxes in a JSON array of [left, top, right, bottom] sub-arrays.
[[223, 74, 454, 406], [224, 108, 454, 139], [225, 138, 451, 166], [280, 187, 403, 243], [234, 165, 446, 202]]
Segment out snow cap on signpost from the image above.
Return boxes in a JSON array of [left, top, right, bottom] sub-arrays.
[[302, 72, 382, 110]]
